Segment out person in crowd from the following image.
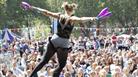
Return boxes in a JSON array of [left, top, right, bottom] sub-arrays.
[[0, 64, 8, 76], [6, 70, 16, 77], [111, 33, 117, 49], [38, 40, 45, 56]]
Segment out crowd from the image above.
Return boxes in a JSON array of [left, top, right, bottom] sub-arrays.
[[0, 33, 138, 77]]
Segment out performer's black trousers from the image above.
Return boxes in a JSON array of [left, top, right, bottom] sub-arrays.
[[29, 42, 68, 77]]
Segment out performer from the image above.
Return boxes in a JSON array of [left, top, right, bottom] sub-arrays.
[[27, 2, 97, 77]]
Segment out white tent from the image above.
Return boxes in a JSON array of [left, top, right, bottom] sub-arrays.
[[117, 34, 130, 39]]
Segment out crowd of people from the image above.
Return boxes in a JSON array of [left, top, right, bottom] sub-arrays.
[[0, 33, 138, 77]]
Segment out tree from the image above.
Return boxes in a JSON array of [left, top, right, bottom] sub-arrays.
[[0, 0, 137, 31]]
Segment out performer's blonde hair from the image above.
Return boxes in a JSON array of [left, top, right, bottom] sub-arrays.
[[62, 2, 77, 12]]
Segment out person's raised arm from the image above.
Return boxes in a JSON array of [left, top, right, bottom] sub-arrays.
[[70, 16, 97, 23], [31, 6, 60, 18]]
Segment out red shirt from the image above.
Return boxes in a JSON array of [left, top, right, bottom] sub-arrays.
[[112, 35, 117, 44]]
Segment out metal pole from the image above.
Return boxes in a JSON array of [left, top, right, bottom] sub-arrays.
[[96, 20, 100, 36]]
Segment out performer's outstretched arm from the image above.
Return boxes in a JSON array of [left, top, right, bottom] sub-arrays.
[[70, 16, 97, 23], [31, 6, 60, 18]]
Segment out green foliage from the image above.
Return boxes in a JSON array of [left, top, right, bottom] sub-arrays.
[[34, 27, 51, 39], [33, 19, 51, 39], [0, 0, 137, 29]]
